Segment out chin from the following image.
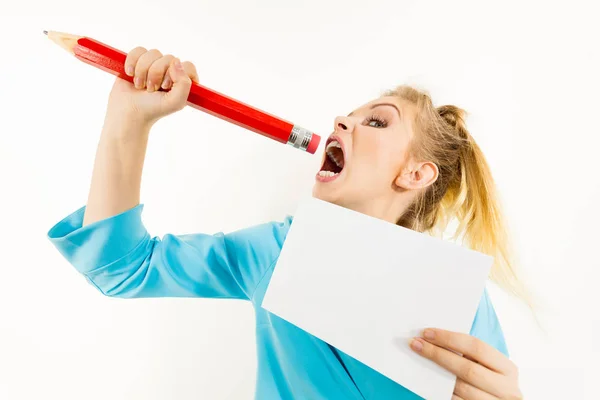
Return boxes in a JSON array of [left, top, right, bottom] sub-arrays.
[[312, 183, 344, 206]]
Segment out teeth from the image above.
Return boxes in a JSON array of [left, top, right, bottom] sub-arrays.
[[326, 140, 344, 168], [318, 170, 338, 178], [326, 140, 342, 150], [327, 149, 344, 168]]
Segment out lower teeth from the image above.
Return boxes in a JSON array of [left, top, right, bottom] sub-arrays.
[[318, 171, 338, 177]]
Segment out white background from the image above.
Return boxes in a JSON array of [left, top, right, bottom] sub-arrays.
[[1, 1, 598, 399]]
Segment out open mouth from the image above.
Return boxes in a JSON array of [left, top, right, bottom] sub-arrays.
[[318, 137, 345, 180]]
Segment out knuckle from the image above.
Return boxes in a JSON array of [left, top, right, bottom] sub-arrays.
[[460, 364, 477, 382], [147, 63, 165, 78], [454, 379, 471, 397], [137, 49, 160, 66], [182, 61, 198, 77], [470, 338, 483, 358], [151, 55, 174, 73], [128, 46, 146, 56], [134, 55, 150, 72], [182, 61, 195, 69], [125, 47, 146, 67]]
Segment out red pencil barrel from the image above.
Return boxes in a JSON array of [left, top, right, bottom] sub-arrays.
[[186, 84, 293, 144], [71, 37, 319, 152]]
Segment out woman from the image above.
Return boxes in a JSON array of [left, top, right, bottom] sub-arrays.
[[48, 47, 524, 399]]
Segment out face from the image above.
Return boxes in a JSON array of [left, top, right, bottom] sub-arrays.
[[312, 96, 438, 222]]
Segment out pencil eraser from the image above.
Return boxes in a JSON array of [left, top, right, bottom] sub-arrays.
[[307, 134, 321, 154]]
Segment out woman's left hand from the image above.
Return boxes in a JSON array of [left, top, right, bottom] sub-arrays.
[[410, 328, 522, 400]]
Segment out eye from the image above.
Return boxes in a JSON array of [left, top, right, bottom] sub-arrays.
[[365, 114, 387, 128]]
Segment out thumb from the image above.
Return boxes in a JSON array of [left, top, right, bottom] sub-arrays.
[[163, 58, 192, 112]]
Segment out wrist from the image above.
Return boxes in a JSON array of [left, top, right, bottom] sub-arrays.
[[101, 111, 154, 141]]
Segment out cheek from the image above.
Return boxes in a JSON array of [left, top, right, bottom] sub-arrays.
[[354, 134, 405, 177], [386, 136, 410, 167], [348, 137, 396, 190]]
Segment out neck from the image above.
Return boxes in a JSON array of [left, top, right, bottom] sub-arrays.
[[345, 193, 413, 225]]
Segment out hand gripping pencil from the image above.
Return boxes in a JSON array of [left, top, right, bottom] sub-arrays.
[[43, 30, 321, 154]]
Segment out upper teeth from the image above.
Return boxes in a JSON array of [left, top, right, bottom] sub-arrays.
[[326, 140, 344, 168], [327, 140, 342, 150]]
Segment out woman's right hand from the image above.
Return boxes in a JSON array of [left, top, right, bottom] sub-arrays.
[[105, 46, 200, 128]]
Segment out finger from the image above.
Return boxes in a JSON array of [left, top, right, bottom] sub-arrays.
[[160, 73, 172, 91], [162, 58, 192, 112], [181, 61, 199, 83], [146, 54, 175, 92], [159, 60, 198, 91], [421, 329, 516, 375], [452, 396, 465, 400], [410, 338, 506, 397], [134, 49, 163, 90], [454, 378, 499, 400], [124, 46, 147, 77]]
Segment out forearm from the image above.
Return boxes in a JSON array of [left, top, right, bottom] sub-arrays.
[[82, 114, 152, 227]]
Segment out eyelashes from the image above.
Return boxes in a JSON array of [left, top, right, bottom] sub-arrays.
[[365, 114, 387, 128]]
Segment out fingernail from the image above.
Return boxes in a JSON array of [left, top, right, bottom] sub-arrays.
[[147, 80, 154, 92], [423, 329, 435, 340], [125, 65, 134, 76], [134, 76, 142, 89], [161, 76, 171, 89], [410, 338, 423, 352], [174, 59, 183, 70]]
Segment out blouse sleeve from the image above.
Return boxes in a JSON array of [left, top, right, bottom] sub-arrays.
[[47, 204, 289, 300]]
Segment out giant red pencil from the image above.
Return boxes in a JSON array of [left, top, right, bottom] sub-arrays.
[[44, 30, 321, 154]]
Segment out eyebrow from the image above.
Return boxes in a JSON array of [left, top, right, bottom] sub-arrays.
[[348, 102, 402, 119]]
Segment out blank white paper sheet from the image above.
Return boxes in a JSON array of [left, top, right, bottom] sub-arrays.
[[261, 196, 493, 400]]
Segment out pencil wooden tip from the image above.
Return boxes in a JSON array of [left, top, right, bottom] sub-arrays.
[[43, 30, 48, 35]]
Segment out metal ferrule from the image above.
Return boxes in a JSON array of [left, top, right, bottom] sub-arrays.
[[287, 125, 313, 152]]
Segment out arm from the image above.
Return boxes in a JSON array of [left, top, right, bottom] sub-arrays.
[[51, 112, 287, 299], [82, 115, 151, 227], [47, 46, 278, 299], [82, 44, 196, 226]]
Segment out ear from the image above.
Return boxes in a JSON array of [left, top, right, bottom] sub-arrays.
[[395, 161, 439, 190]]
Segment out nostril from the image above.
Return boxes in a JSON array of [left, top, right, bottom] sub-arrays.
[[338, 123, 347, 130]]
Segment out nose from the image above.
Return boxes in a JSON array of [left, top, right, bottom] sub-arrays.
[[334, 116, 352, 133]]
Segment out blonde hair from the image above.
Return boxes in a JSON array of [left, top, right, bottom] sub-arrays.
[[384, 85, 530, 304]]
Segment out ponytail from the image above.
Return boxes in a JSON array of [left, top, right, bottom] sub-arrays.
[[437, 105, 531, 304]]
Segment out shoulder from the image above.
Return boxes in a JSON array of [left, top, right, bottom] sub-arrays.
[[469, 287, 510, 357], [222, 216, 293, 287], [224, 215, 292, 256]]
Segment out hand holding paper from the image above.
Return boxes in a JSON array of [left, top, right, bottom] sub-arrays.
[[410, 328, 522, 399]]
